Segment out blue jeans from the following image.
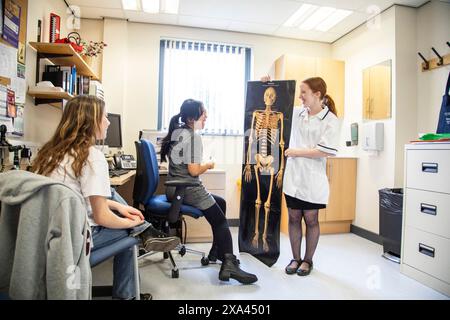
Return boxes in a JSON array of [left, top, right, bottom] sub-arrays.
[[91, 226, 135, 299], [90, 188, 138, 299]]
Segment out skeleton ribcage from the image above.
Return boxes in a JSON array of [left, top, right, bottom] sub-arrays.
[[254, 112, 279, 157]]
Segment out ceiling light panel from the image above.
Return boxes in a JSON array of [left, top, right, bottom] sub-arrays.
[[299, 6, 336, 30], [315, 9, 352, 32], [161, 0, 179, 14], [283, 4, 319, 27], [141, 0, 159, 13]]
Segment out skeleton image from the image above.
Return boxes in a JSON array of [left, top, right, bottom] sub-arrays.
[[243, 87, 285, 252]]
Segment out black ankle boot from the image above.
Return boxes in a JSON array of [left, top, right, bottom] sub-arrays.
[[219, 253, 258, 284]]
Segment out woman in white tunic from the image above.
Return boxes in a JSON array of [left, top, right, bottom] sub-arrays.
[[264, 76, 340, 276]]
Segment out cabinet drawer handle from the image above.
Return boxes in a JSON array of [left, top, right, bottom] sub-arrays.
[[418, 243, 435, 258], [421, 162, 438, 173], [420, 203, 437, 216]]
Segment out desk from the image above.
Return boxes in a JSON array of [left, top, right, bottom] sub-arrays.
[[110, 170, 136, 186], [110, 170, 136, 205]]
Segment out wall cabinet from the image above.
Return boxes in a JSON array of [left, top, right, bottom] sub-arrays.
[[280, 158, 357, 234], [274, 54, 345, 117], [362, 60, 391, 120]]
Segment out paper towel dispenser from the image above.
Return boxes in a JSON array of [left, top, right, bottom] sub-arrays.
[[362, 122, 384, 151]]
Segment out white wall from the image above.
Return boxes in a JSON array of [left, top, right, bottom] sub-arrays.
[[416, 1, 450, 133], [394, 6, 418, 187], [88, 20, 331, 219], [20, 0, 73, 146], [331, 7, 397, 234]]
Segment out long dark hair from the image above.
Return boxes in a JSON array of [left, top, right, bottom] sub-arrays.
[[159, 99, 205, 162], [302, 77, 337, 116]]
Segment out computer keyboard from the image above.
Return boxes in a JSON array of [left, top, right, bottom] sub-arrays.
[[109, 169, 130, 177]]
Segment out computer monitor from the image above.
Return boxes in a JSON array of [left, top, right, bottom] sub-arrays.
[[104, 113, 122, 148]]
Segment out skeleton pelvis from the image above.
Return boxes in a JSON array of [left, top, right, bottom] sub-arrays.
[[255, 154, 274, 169]]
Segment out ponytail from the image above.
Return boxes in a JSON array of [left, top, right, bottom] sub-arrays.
[[159, 99, 205, 163], [302, 77, 338, 116], [159, 113, 181, 163], [323, 94, 337, 116]]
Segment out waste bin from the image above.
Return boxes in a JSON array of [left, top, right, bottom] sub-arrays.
[[379, 188, 403, 263]]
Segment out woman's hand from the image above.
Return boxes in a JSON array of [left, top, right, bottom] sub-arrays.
[[206, 161, 215, 170], [126, 218, 145, 228], [261, 75, 271, 82], [115, 203, 144, 222], [285, 148, 300, 157]]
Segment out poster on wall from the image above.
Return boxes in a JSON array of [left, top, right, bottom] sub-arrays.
[[6, 87, 15, 118], [13, 103, 23, 136], [2, 0, 21, 48], [238, 80, 296, 267]]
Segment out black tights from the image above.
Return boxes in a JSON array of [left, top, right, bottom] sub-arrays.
[[288, 208, 320, 264], [202, 194, 232, 261]]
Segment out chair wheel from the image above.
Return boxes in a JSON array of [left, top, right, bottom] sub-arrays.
[[172, 269, 179, 278], [201, 257, 209, 266], [179, 246, 186, 257], [163, 252, 169, 259]]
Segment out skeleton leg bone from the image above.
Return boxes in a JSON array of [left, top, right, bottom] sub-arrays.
[[252, 163, 262, 249], [262, 167, 275, 252]]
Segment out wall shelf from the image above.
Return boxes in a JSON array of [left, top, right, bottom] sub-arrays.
[[29, 42, 100, 80], [28, 42, 100, 106], [28, 88, 73, 107]]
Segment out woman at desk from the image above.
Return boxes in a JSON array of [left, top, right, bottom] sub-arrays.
[[32, 95, 180, 300], [160, 99, 258, 285]]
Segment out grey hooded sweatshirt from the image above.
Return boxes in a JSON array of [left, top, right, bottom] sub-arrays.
[[0, 170, 91, 300]]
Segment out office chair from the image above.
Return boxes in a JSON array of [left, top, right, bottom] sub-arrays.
[[90, 237, 141, 300], [133, 139, 209, 278]]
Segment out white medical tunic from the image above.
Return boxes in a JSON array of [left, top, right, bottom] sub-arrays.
[[282, 105, 340, 205]]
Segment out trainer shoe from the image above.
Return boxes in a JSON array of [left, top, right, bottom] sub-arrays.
[[140, 225, 180, 252]]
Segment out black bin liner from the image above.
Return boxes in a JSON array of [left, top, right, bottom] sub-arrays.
[[379, 188, 403, 257]]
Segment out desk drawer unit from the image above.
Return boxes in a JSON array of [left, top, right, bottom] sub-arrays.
[[404, 188, 450, 239], [405, 149, 450, 194], [403, 226, 450, 284]]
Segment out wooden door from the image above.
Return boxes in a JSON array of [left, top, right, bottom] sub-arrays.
[[325, 158, 357, 222], [315, 58, 345, 118]]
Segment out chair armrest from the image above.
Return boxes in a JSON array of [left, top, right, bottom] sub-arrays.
[[164, 180, 200, 188]]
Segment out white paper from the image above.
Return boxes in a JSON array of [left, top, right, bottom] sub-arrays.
[[0, 42, 18, 79], [10, 77, 26, 103], [0, 85, 6, 117], [0, 116, 13, 132]]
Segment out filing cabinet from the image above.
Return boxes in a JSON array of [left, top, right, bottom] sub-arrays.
[[401, 143, 450, 296]]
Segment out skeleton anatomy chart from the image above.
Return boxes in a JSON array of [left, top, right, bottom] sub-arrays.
[[239, 80, 295, 267]]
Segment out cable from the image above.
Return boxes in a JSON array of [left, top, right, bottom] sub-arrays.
[[62, 0, 81, 20]]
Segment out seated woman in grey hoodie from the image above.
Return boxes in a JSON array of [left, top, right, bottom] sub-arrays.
[[32, 95, 179, 300]]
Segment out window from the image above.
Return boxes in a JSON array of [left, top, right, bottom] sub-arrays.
[[158, 39, 251, 135]]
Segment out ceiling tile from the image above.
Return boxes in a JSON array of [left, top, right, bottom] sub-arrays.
[[124, 11, 179, 24], [178, 15, 230, 30], [69, 0, 123, 9], [78, 6, 125, 19], [227, 21, 279, 35], [179, 0, 303, 25]]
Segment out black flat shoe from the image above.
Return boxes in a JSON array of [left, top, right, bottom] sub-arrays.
[[285, 259, 301, 275], [297, 260, 313, 276]]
